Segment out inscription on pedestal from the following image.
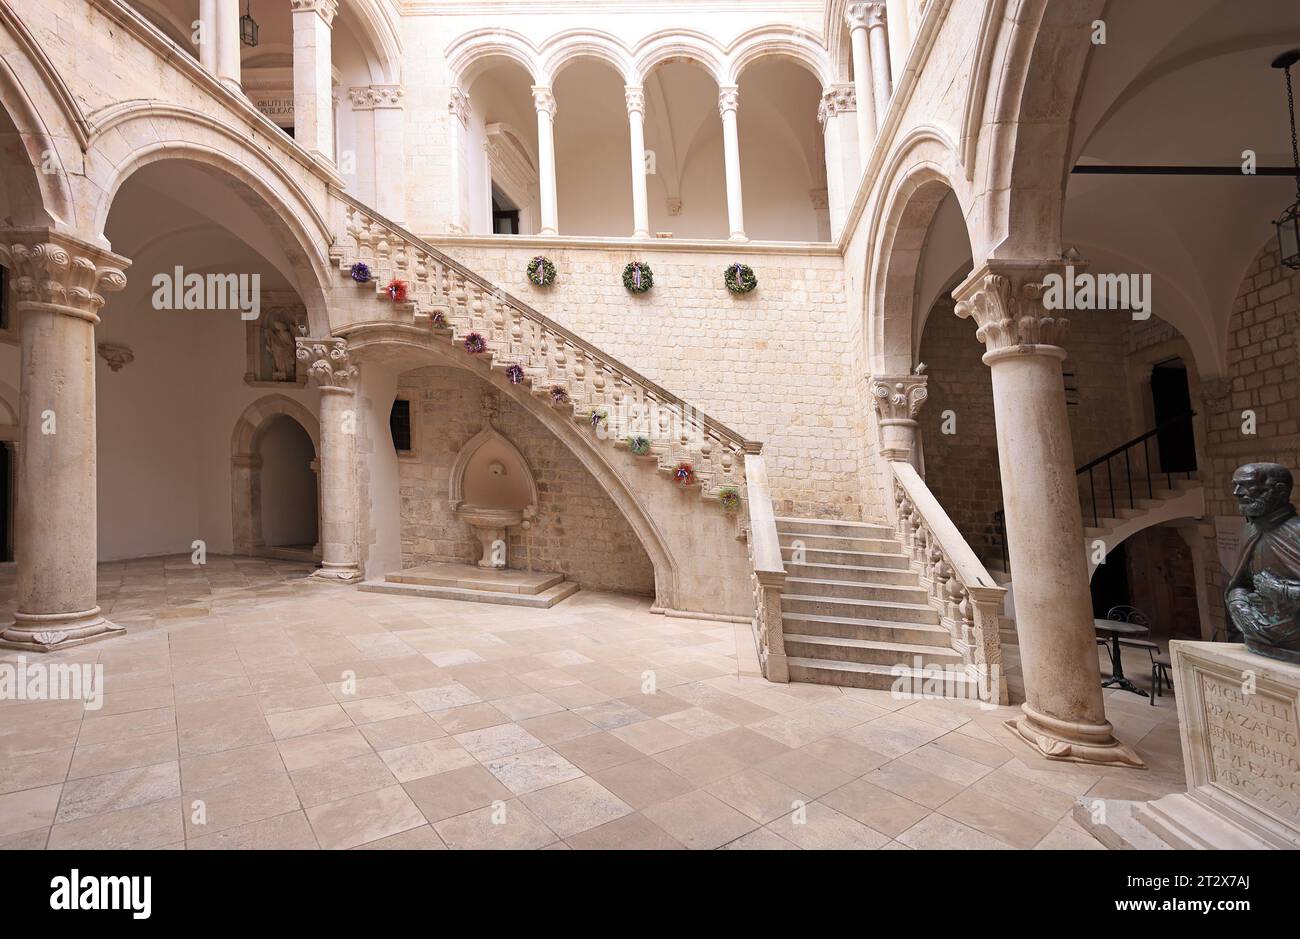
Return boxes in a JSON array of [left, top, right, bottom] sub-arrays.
[[1200, 672, 1300, 825]]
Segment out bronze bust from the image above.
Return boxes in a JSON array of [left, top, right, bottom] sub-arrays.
[[1226, 463, 1300, 664]]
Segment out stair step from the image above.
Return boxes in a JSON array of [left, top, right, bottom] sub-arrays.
[[782, 592, 941, 625], [787, 657, 979, 694], [781, 612, 951, 645], [778, 532, 902, 553], [780, 546, 910, 569], [784, 633, 961, 667], [784, 576, 928, 603], [385, 563, 565, 595], [774, 517, 894, 538], [358, 578, 579, 608], [784, 562, 918, 585]]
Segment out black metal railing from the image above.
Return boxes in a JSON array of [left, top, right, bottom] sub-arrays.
[[986, 509, 1008, 572], [1076, 412, 1197, 528]]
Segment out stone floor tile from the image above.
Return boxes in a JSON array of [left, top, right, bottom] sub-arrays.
[[521, 776, 632, 838], [937, 788, 1057, 849], [184, 772, 301, 837], [485, 747, 584, 795], [276, 728, 372, 772], [820, 778, 930, 837], [0, 784, 62, 837], [305, 785, 427, 850], [565, 812, 684, 850], [720, 827, 800, 850], [431, 702, 510, 735], [866, 759, 966, 809], [757, 749, 855, 798], [609, 718, 695, 755], [358, 714, 446, 750], [187, 810, 319, 850], [433, 800, 559, 850], [896, 812, 1015, 850], [48, 798, 185, 850], [517, 711, 600, 745], [403, 765, 512, 822], [588, 758, 696, 810], [266, 703, 352, 740], [1, 749, 73, 795], [378, 738, 478, 783], [642, 790, 758, 850], [552, 731, 645, 773], [650, 739, 747, 786], [341, 693, 423, 725], [352, 824, 447, 850], [290, 753, 398, 807], [454, 723, 545, 761], [765, 801, 889, 850], [55, 761, 180, 823], [705, 769, 806, 824]]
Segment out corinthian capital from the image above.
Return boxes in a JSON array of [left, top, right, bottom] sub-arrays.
[[818, 83, 856, 127], [532, 86, 557, 117], [718, 86, 739, 117], [624, 85, 645, 115], [869, 374, 928, 422], [845, 2, 872, 30], [0, 229, 130, 322], [296, 337, 358, 391], [864, 1, 888, 29], [290, 0, 338, 26], [952, 261, 1071, 357]]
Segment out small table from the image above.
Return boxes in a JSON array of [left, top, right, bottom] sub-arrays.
[[1094, 619, 1150, 697]]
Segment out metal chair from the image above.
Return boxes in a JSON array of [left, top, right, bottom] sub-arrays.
[[1151, 652, 1173, 706]]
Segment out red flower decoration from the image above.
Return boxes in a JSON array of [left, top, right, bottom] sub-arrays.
[[386, 279, 408, 302], [673, 463, 695, 486]]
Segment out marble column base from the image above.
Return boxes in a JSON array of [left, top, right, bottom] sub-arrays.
[[0, 608, 126, 652], [308, 564, 364, 584], [1006, 702, 1144, 768]]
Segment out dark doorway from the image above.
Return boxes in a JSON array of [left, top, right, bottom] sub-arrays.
[[0, 442, 12, 563], [1151, 358, 1196, 473], [1091, 541, 1131, 618], [492, 187, 520, 235]]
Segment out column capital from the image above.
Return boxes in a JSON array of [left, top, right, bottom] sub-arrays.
[[869, 374, 928, 422], [718, 85, 739, 117], [624, 85, 645, 116], [350, 84, 403, 111], [846, 1, 885, 30], [532, 86, 557, 117], [448, 87, 470, 126], [0, 229, 130, 323], [818, 83, 857, 127], [290, 0, 337, 26], [952, 259, 1076, 359], [296, 336, 358, 392]]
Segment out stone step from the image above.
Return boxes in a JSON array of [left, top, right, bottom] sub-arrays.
[[784, 633, 962, 668], [780, 546, 910, 569], [787, 657, 980, 695], [784, 576, 928, 604], [782, 592, 941, 625], [783, 561, 918, 585], [781, 612, 952, 645], [778, 531, 902, 554], [358, 578, 580, 609], [385, 562, 565, 596], [774, 517, 894, 539]]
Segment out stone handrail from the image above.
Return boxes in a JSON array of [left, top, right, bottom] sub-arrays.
[[890, 460, 1007, 704], [744, 452, 788, 682], [329, 190, 757, 505]]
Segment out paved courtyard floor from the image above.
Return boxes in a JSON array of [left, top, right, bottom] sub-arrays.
[[0, 556, 1185, 850]]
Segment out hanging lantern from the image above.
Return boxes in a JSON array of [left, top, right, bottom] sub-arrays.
[[1273, 50, 1300, 269], [240, 0, 259, 47]]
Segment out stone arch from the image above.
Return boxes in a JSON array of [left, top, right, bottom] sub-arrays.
[[0, 7, 83, 230], [865, 127, 972, 374], [230, 394, 321, 558], [340, 324, 684, 611], [339, 0, 404, 84], [540, 30, 637, 85], [725, 26, 835, 87], [633, 31, 727, 85], [973, 0, 1106, 263], [84, 106, 334, 335], [445, 29, 542, 87]]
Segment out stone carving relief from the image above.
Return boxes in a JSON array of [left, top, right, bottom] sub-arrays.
[[245, 294, 308, 386]]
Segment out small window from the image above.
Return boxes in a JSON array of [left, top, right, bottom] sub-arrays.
[[389, 398, 412, 453]]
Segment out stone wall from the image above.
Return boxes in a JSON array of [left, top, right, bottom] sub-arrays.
[[1200, 242, 1300, 632], [395, 365, 656, 596], [435, 238, 868, 519]]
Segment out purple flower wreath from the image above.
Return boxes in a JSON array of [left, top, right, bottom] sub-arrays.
[[506, 364, 524, 385], [464, 332, 486, 354], [350, 262, 371, 283]]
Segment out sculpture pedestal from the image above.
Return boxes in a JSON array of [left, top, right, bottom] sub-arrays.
[[1076, 641, 1300, 849]]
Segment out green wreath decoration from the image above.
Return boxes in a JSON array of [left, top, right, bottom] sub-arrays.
[[526, 256, 557, 287], [627, 435, 651, 456], [724, 262, 757, 295], [622, 261, 653, 294]]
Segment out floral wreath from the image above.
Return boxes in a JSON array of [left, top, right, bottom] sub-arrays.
[[724, 262, 757, 295], [506, 364, 524, 385], [673, 463, 695, 486], [386, 279, 408, 302], [627, 435, 651, 456], [622, 261, 653, 294], [464, 332, 486, 354], [718, 487, 741, 512], [587, 408, 608, 429], [350, 262, 372, 284], [550, 386, 569, 406], [527, 256, 557, 287]]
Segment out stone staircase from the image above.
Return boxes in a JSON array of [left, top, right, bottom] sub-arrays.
[[776, 517, 974, 694], [359, 562, 580, 608], [1082, 475, 1204, 575]]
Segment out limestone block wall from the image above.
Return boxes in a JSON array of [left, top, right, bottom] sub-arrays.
[[434, 237, 867, 519], [1199, 242, 1300, 632], [395, 365, 656, 596]]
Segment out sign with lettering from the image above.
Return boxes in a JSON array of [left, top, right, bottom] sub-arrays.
[[1201, 672, 1300, 825], [248, 91, 294, 127], [1215, 514, 1245, 575]]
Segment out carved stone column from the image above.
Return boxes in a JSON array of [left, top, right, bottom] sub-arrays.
[[845, 3, 878, 155], [447, 88, 471, 233], [953, 260, 1142, 767], [291, 0, 338, 161], [625, 85, 650, 239], [296, 337, 363, 582], [0, 231, 130, 651], [369, 85, 406, 224], [869, 374, 927, 463], [532, 86, 559, 235], [819, 83, 859, 238], [718, 86, 746, 241]]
